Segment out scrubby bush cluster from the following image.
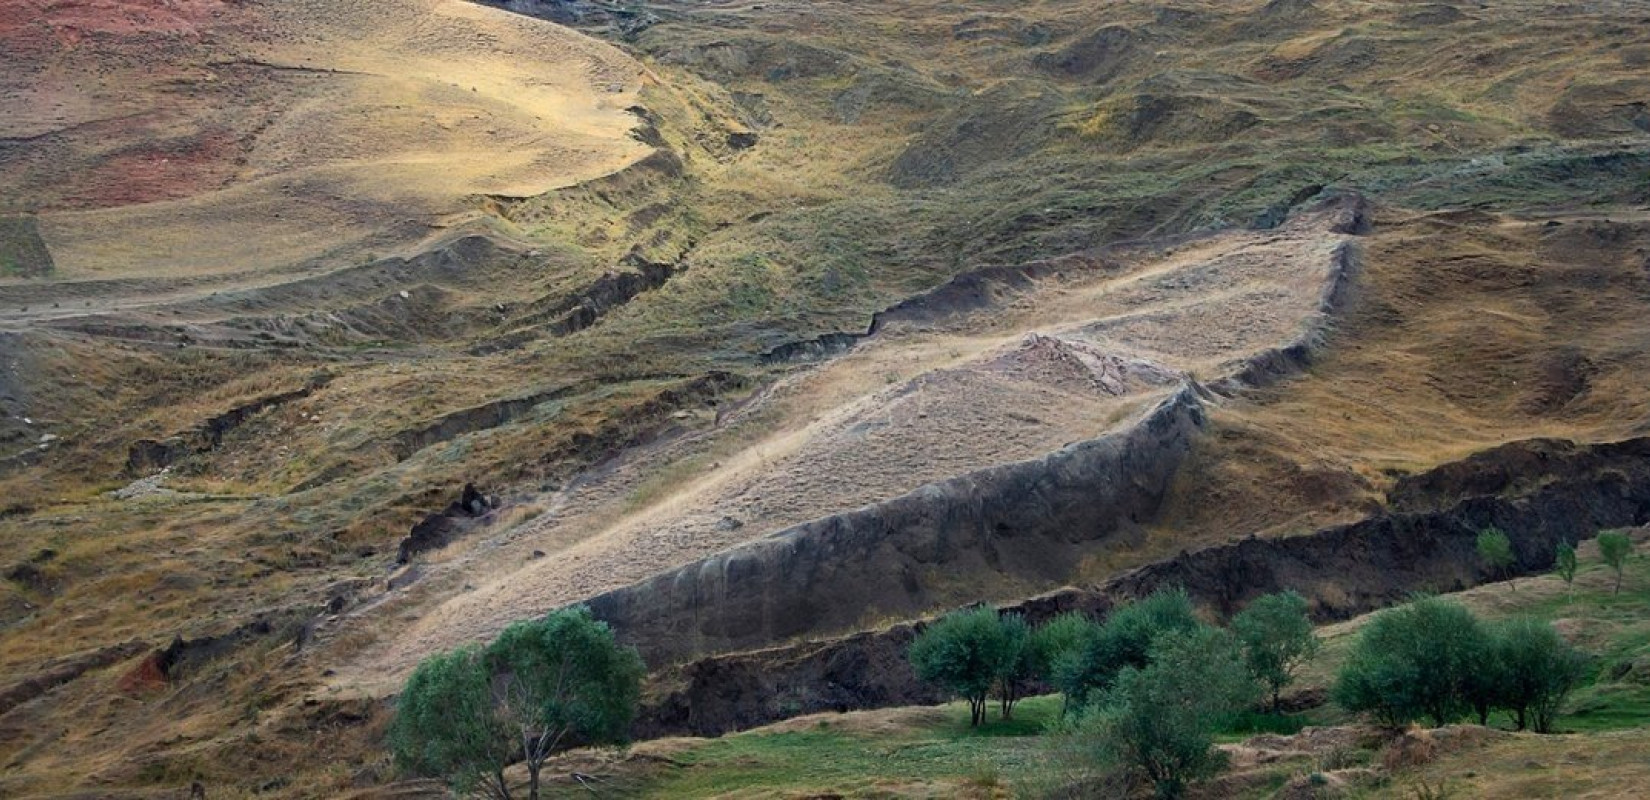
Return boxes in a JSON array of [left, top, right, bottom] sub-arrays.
[[908, 532, 1614, 800], [1334, 596, 1588, 733], [908, 589, 1316, 798], [389, 606, 644, 800]]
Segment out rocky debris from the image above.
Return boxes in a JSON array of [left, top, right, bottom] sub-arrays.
[[985, 334, 1181, 396], [1380, 725, 1507, 771], [637, 625, 946, 739], [469, 225, 691, 355], [0, 639, 149, 715], [1387, 436, 1629, 513], [758, 331, 863, 366], [3, 548, 59, 596], [390, 383, 587, 460], [109, 468, 174, 500], [629, 433, 1650, 737], [395, 484, 498, 564], [323, 578, 376, 615]]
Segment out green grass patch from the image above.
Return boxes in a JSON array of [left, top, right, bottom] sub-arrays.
[[553, 696, 1066, 798]]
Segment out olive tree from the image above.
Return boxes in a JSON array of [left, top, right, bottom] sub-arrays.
[[390, 607, 644, 800], [1231, 591, 1320, 711], [1491, 617, 1589, 733], [389, 646, 517, 800], [1076, 625, 1258, 799], [1054, 588, 1202, 709], [486, 607, 646, 800], [995, 613, 1035, 720], [1029, 611, 1102, 715], [1333, 596, 1488, 727], [908, 605, 1017, 726]]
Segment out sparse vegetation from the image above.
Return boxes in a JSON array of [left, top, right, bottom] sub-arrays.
[[1598, 530, 1634, 594], [535, 538, 1650, 797], [1476, 528, 1515, 591], [1556, 540, 1578, 598]]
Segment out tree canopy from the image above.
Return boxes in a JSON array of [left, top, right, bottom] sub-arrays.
[[390, 607, 645, 800], [1231, 591, 1320, 711]]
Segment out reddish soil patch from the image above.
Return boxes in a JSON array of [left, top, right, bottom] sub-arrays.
[[115, 649, 169, 693], [0, 0, 228, 40], [56, 127, 248, 208]]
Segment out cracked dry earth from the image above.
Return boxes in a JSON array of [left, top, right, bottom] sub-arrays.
[[323, 203, 1356, 691]]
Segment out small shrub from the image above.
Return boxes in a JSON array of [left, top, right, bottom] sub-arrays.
[[1476, 528, 1515, 590], [1555, 541, 1578, 598], [1074, 625, 1258, 799], [1597, 530, 1634, 594]]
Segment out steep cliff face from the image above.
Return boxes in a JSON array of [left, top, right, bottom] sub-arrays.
[[587, 385, 1209, 666], [635, 435, 1650, 738]]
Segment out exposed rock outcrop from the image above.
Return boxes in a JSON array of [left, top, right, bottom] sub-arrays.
[[395, 484, 498, 564], [633, 435, 1650, 737], [587, 384, 1209, 666]]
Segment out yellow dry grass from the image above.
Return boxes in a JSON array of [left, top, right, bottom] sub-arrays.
[[8, 0, 649, 281]]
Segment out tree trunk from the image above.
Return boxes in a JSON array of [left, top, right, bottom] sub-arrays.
[[493, 769, 512, 800], [527, 764, 540, 800], [1272, 685, 1282, 713]]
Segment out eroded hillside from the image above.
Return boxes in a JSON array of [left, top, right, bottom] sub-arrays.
[[2, 0, 1649, 797]]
